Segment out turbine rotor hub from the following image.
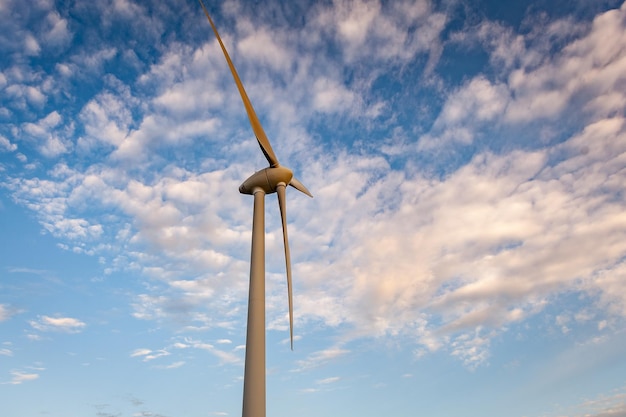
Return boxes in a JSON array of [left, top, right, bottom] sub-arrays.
[[239, 166, 294, 195]]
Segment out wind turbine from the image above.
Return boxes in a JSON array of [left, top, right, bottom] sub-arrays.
[[198, 2, 312, 417]]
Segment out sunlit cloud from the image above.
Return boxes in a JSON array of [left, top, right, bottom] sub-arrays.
[[4, 370, 40, 385], [29, 315, 86, 333], [565, 385, 626, 417]]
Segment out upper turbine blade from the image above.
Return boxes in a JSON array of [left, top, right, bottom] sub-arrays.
[[276, 184, 294, 350], [198, 0, 280, 167], [289, 177, 313, 198]]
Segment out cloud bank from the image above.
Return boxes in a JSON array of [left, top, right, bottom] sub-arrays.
[[1, 0, 625, 374]]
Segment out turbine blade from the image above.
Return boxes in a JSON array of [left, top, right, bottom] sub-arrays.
[[289, 177, 313, 198], [276, 184, 294, 350], [198, 0, 280, 167]]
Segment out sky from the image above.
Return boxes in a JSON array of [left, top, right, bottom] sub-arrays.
[[1, 0, 626, 416]]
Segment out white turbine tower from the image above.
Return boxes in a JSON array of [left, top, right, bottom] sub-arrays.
[[199, 2, 312, 417]]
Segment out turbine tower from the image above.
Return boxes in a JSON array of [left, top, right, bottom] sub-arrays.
[[199, 2, 312, 417]]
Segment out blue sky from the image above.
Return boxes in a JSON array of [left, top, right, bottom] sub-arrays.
[[1, 0, 626, 416]]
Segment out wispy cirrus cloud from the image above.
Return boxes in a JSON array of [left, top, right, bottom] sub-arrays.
[[316, 376, 341, 385], [300, 375, 343, 394], [131, 337, 240, 367], [155, 361, 186, 370], [294, 346, 351, 372], [175, 337, 241, 365]]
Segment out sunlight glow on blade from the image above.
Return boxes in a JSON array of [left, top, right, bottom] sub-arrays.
[[198, 0, 279, 167]]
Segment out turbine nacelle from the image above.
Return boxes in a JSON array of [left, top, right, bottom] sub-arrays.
[[239, 165, 293, 195], [239, 165, 313, 198]]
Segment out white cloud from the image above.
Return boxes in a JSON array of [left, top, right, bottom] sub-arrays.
[[71, 47, 118, 74], [292, 112, 626, 363], [24, 33, 41, 55], [335, 0, 380, 50], [586, 262, 626, 317], [313, 0, 445, 65], [29, 315, 86, 333], [131, 348, 153, 358], [157, 361, 185, 370], [112, 0, 143, 17], [450, 328, 493, 369], [311, 77, 358, 113], [45, 217, 103, 240], [78, 90, 134, 149], [20, 111, 71, 157], [131, 339, 240, 368], [145, 350, 170, 362], [505, 3, 626, 123], [184, 338, 240, 364], [0, 304, 16, 322], [295, 346, 350, 371], [42, 10, 72, 48], [475, 21, 527, 70], [5, 83, 47, 108], [441, 77, 509, 124], [130, 348, 170, 362], [420, 76, 510, 148], [0, 135, 18, 152], [5, 371, 40, 385], [429, 2, 626, 157], [570, 385, 626, 417], [237, 28, 293, 72], [316, 376, 341, 384]]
